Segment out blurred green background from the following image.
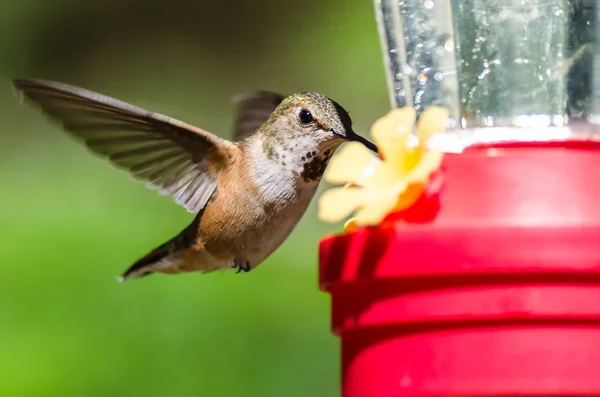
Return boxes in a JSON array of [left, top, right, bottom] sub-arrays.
[[0, 0, 389, 395]]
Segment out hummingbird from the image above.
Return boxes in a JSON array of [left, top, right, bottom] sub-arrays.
[[13, 79, 378, 281]]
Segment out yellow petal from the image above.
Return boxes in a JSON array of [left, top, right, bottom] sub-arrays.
[[343, 218, 360, 233], [407, 150, 444, 183], [417, 106, 450, 147], [354, 187, 405, 226], [324, 142, 378, 184], [318, 187, 366, 223], [371, 108, 416, 166], [399, 149, 422, 175], [319, 106, 449, 233], [360, 162, 401, 188], [393, 183, 426, 211]]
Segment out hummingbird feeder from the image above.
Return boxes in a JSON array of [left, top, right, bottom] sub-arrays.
[[319, 0, 600, 396]]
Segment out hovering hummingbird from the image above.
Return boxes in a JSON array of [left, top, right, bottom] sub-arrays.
[[13, 79, 378, 281]]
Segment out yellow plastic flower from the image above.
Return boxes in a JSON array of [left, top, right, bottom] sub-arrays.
[[318, 106, 449, 232]]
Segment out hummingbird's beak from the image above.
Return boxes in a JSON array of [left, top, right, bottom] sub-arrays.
[[332, 128, 379, 154]]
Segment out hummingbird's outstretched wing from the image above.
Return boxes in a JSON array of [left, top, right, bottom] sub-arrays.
[[13, 79, 239, 214], [232, 91, 284, 141]]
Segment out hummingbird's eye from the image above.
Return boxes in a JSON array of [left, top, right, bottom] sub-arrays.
[[298, 108, 314, 125]]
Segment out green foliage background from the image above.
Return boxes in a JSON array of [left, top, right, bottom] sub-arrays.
[[0, 0, 389, 395]]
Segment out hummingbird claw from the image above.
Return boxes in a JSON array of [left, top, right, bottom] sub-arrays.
[[232, 261, 251, 273]]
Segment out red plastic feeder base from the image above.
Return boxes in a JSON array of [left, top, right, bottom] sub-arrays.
[[319, 142, 600, 397]]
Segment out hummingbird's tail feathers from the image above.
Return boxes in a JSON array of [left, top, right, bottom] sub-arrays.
[[120, 244, 174, 281], [119, 211, 203, 281]]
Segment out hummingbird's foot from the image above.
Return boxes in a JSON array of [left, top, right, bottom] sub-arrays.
[[232, 261, 251, 273]]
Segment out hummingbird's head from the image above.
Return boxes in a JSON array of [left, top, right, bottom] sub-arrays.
[[253, 92, 378, 183], [264, 92, 378, 154]]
